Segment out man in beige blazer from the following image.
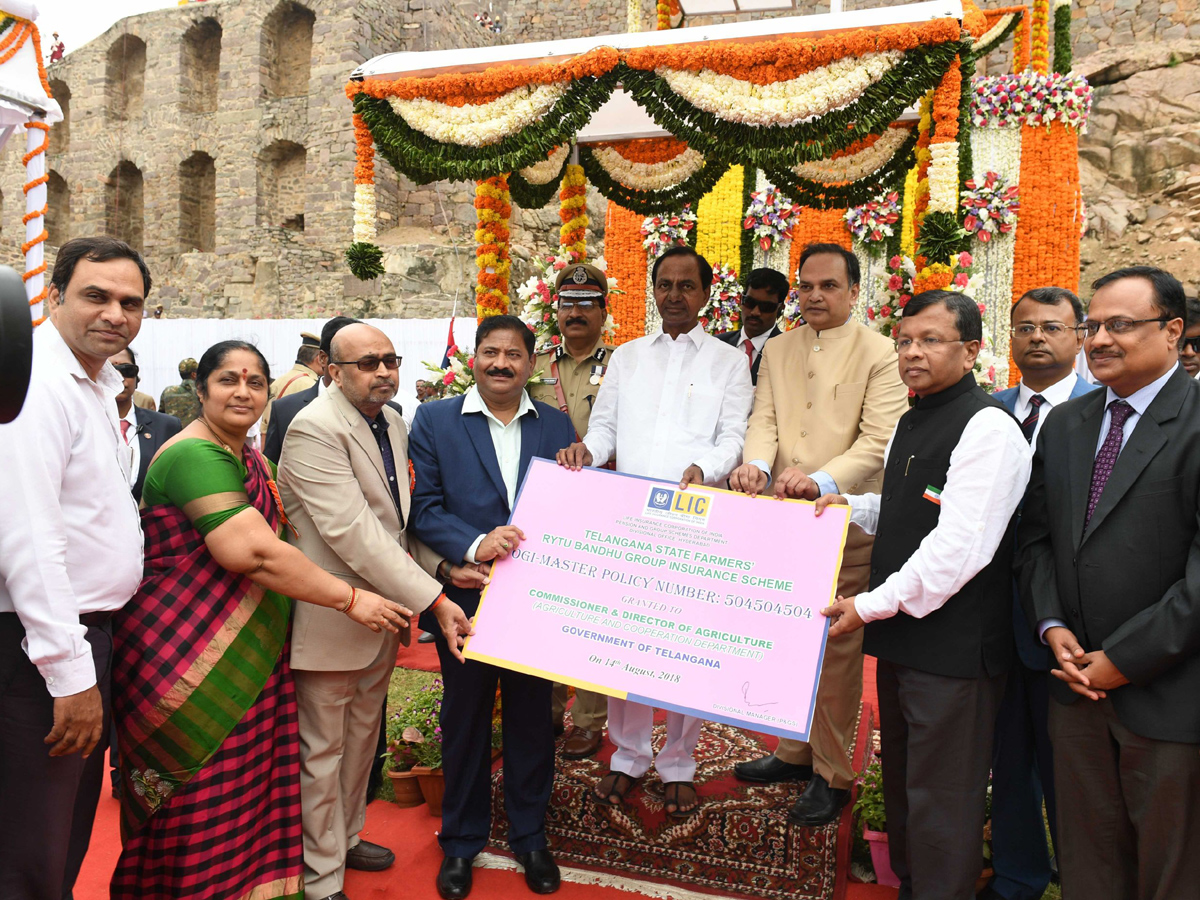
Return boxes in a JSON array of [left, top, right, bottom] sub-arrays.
[[278, 323, 478, 900], [729, 243, 908, 827]]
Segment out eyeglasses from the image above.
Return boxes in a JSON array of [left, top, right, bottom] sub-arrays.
[[895, 337, 967, 352], [558, 300, 601, 311], [113, 363, 139, 378], [331, 354, 401, 372], [1080, 317, 1170, 338], [1181, 336, 1200, 353], [741, 297, 781, 314], [1012, 322, 1075, 337]]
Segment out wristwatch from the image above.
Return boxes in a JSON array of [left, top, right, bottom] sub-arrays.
[[436, 559, 453, 585]]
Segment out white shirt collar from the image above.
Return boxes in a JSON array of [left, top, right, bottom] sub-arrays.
[[121, 404, 137, 427], [461, 384, 538, 423], [1104, 363, 1180, 415], [651, 322, 707, 349], [1018, 370, 1078, 409], [39, 319, 124, 396], [746, 327, 774, 353]]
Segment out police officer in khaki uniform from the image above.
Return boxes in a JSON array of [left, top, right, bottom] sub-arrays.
[[262, 332, 324, 432], [528, 262, 614, 760]]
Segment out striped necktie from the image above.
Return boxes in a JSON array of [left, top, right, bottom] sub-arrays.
[[1020, 394, 1044, 444]]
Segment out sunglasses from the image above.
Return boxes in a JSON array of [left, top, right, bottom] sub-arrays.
[[741, 297, 781, 314], [1182, 336, 1200, 353], [113, 363, 139, 378], [331, 354, 402, 372]]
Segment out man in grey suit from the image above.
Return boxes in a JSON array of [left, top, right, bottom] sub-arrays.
[[1017, 266, 1200, 899], [984, 288, 1097, 900], [718, 267, 788, 385]]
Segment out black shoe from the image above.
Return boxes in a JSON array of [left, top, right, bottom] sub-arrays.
[[553, 720, 566, 738], [345, 839, 395, 871], [787, 774, 850, 826], [437, 857, 473, 900], [418, 630, 436, 644], [516, 849, 561, 894], [734, 753, 813, 784]]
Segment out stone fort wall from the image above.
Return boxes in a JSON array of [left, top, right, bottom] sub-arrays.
[[2, 0, 1195, 319]]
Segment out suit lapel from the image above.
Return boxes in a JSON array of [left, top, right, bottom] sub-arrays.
[[384, 406, 411, 524], [463, 411, 509, 505], [134, 408, 151, 485], [1068, 395, 1105, 549], [331, 387, 390, 488], [518, 411, 541, 488]]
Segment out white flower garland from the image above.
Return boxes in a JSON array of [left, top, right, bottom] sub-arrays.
[[655, 51, 903, 127], [353, 184, 376, 243], [590, 146, 707, 191], [971, 13, 1017, 53], [790, 126, 913, 184], [926, 142, 960, 214], [970, 126, 1022, 365], [518, 144, 571, 185], [390, 83, 568, 147]]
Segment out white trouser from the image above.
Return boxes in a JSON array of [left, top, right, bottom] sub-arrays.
[[606, 697, 703, 783]]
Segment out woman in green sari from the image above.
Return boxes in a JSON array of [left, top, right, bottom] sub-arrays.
[[111, 341, 411, 900]]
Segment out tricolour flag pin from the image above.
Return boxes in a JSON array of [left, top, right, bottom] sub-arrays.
[[922, 485, 943, 505]]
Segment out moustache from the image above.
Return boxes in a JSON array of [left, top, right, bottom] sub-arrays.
[[371, 379, 396, 389], [486, 367, 516, 378], [565, 318, 587, 327]]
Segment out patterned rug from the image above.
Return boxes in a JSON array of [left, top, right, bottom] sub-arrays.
[[489, 704, 873, 900]]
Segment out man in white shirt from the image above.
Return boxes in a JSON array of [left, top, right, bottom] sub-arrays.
[[0, 236, 150, 900], [557, 245, 754, 818], [817, 290, 1031, 900]]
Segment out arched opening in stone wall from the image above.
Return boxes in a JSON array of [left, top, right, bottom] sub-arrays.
[[181, 18, 222, 114], [179, 152, 216, 252], [106, 34, 147, 121], [257, 140, 306, 231], [106, 160, 144, 252], [46, 170, 69, 246], [261, 2, 314, 100], [48, 80, 70, 154]]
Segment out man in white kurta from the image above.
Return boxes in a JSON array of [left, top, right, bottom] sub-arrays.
[[557, 246, 753, 816]]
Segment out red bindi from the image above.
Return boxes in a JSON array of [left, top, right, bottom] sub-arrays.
[[242, 368, 248, 376]]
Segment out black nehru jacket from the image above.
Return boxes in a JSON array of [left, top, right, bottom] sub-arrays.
[[863, 372, 1016, 679]]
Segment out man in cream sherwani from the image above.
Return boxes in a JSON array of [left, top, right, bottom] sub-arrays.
[[729, 243, 909, 827], [278, 323, 478, 900]]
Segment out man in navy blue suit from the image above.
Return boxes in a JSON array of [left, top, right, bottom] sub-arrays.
[[983, 287, 1097, 900], [109, 346, 181, 502], [409, 315, 575, 900]]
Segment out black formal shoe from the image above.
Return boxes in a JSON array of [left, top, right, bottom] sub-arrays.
[[418, 630, 436, 644], [437, 857, 474, 900], [516, 849, 561, 894], [734, 753, 814, 784], [787, 774, 850, 826], [345, 839, 395, 871], [317, 893, 349, 900]]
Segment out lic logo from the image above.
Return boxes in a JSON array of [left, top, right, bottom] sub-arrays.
[[650, 488, 672, 510], [642, 485, 712, 527]]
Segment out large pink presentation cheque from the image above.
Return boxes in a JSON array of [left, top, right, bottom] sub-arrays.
[[464, 458, 851, 741]]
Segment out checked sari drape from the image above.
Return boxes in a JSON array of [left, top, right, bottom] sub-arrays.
[[111, 439, 303, 900]]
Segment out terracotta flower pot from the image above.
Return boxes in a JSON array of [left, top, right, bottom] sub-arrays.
[[413, 766, 445, 817], [386, 768, 424, 808], [862, 828, 901, 888]]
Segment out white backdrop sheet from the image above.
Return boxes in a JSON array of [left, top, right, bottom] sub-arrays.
[[127, 317, 478, 417]]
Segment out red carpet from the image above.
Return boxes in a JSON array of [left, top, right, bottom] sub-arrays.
[[76, 658, 896, 900], [397, 633, 441, 672]]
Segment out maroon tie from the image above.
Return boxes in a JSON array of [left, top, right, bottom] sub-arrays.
[[1085, 400, 1134, 528], [742, 338, 754, 368], [1020, 394, 1044, 444], [120, 419, 131, 443]]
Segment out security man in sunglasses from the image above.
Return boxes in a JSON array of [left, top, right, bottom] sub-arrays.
[[527, 262, 615, 760], [717, 267, 789, 384]]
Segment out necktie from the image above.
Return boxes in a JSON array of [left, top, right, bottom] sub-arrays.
[[1020, 394, 1044, 444], [1085, 400, 1134, 527], [120, 419, 131, 443], [742, 338, 754, 368]]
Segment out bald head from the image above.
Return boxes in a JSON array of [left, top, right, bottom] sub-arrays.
[[328, 323, 399, 415]]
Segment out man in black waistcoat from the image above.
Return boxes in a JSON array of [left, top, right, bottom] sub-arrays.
[[818, 290, 1031, 900], [1016, 267, 1200, 899]]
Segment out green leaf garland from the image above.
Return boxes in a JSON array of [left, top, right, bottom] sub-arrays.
[[916, 211, 969, 265], [508, 168, 564, 209], [965, 12, 1024, 63], [618, 44, 963, 169], [762, 127, 919, 210], [1053, 5, 1073, 75], [345, 241, 385, 281], [740, 166, 755, 282], [579, 145, 729, 215]]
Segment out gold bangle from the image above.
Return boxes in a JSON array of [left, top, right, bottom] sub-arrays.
[[338, 585, 354, 613], [344, 587, 358, 616]]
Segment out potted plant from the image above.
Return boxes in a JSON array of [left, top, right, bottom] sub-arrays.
[[853, 752, 900, 888], [381, 722, 424, 809]]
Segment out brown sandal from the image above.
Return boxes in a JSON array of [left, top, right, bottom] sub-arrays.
[[663, 781, 699, 818], [594, 771, 638, 808]]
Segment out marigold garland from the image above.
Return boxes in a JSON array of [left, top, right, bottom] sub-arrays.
[[598, 137, 688, 164], [930, 58, 961, 144], [911, 92, 934, 246], [22, 119, 50, 324], [559, 164, 588, 262], [1030, 0, 1051, 75], [1013, 10, 1032, 73], [1008, 120, 1080, 385], [475, 175, 512, 320], [695, 166, 745, 271], [604, 202, 648, 344], [787, 207, 852, 286], [900, 165, 919, 257], [960, 0, 989, 38], [656, 0, 670, 31]]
